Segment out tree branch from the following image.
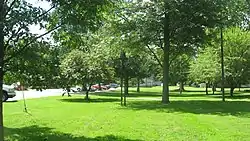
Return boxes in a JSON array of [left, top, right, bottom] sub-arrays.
[[4, 0, 18, 18], [169, 53, 179, 65], [33, 5, 56, 21], [4, 26, 23, 51], [146, 44, 163, 68], [4, 24, 62, 63], [5, 2, 55, 22]]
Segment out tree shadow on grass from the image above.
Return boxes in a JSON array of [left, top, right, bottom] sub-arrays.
[[5, 100, 18, 103], [169, 93, 220, 97], [170, 89, 206, 93], [59, 98, 120, 103], [223, 95, 250, 100], [126, 100, 250, 117], [5, 125, 142, 141], [93, 91, 162, 98], [95, 91, 219, 98]]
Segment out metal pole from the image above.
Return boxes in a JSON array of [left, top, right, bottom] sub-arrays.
[[120, 51, 124, 106], [21, 85, 28, 112], [220, 26, 225, 102]]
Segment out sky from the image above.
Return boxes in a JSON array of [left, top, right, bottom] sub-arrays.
[[28, 0, 53, 36]]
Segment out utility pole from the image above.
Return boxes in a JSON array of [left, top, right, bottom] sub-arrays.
[[120, 51, 124, 106], [220, 26, 225, 102]]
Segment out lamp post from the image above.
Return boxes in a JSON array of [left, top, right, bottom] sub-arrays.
[[220, 26, 225, 102], [120, 51, 128, 106], [120, 51, 125, 106]]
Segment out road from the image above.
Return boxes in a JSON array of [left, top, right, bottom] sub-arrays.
[[8, 89, 65, 101], [6, 87, 132, 102]]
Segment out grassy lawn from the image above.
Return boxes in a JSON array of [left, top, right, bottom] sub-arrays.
[[4, 86, 250, 141]]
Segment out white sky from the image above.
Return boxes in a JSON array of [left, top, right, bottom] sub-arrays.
[[28, 0, 53, 37]]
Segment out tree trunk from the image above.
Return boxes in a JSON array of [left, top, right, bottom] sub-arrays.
[[0, 69, 3, 141], [205, 83, 208, 95], [179, 81, 184, 94], [124, 75, 129, 106], [238, 83, 241, 92], [85, 85, 92, 100], [120, 77, 123, 106], [220, 26, 225, 102], [98, 83, 101, 90], [82, 84, 87, 92], [137, 77, 140, 93], [230, 87, 235, 97], [212, 84, 216, 95], [0, 0, 4, 139], [162, 2, 170, 104]]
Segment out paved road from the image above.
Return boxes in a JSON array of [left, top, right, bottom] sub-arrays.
[[7, 88, 118, 101], [8, 89, 65, 101]]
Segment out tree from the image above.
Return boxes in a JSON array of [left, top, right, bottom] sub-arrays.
[[0, 1, 51, 139], [189, 47, 221, 95], [223, 27, 250, 96], [60, 49, 114, 100], [111, 0, 234, 103], [169, 54, 191, 94], [0, 0, 4, 140], [0, 0, 113, 139], [4, 41, 61, 90], [190, 27, 250, 96]]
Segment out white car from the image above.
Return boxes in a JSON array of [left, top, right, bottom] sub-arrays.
[[2, 84, 16, 102]]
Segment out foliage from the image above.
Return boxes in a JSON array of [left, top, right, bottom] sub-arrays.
[[49, 0, 114, 52], [60, 49, 114, 87], [190, 27, 250, 95], [4, 0, 50, 66], [189, 47, 221, 84], [223, 27, 250, 88], [111, 53, 157, 80], [169, 54, 191, 85], [4, 41, 61, 88]]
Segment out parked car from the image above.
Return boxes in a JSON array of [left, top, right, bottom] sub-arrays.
[[109, 83, 119, 88], [91, 84, 108, 90], [11, 83, 27, 91], [2, 84, 16, 102]]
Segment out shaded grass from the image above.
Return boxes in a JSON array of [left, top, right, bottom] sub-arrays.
[[94, 86, 250, 99], [126, 100, 250, 117], [5, 126, 141, 141], [59, 98, 120, 103]]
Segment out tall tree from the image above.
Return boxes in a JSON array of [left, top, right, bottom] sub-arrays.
[[0, 1, 51, 139], [190, 27, 250, 96], [0, 0, 113, 139], [0, 0, 4, 139], [223, 27, 250, 96], [113, 0, 229, 103]]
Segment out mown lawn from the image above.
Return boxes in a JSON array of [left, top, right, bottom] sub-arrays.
[[4, 86, 250, 141]]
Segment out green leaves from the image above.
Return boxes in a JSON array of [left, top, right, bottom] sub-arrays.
[[223, 27, 250, 86], [190, 27, 250, 87], [189, 47, 220, 83], [60, 48, 114, 86]]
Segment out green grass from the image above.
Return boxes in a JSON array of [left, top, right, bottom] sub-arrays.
[[4, 86, 250, 141]]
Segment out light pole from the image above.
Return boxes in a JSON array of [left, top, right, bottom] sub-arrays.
[[120, 51, 125, 106], [220, 26, 225, 102]]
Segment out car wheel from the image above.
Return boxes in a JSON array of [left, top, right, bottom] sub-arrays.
[[2, 91, 8, 102]]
